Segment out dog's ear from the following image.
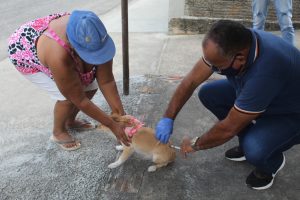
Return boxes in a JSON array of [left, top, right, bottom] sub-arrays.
[[110, 114, 132, 126], [122, 117, 132, 125], [118, 116, 132, 125]]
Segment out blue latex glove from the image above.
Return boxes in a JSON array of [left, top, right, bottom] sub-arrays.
[[155, 117, 174, 144]]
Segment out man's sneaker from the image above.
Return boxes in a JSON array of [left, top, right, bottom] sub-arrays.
[[246, 154, 286, 190], [225, 146, 246, 161]]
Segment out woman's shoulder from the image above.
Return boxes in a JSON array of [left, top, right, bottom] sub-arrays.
[[37, 34, 71, 68]]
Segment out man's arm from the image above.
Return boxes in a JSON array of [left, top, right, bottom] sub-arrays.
[[195, 108, 260, 149], [181, 107, 260, 155], [156, 58, 213, 143], [164, 58, 213, 119]]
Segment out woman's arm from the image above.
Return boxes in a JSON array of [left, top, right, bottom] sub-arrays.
[[47, 52, 129, 146], [95, 60, 125, 116]]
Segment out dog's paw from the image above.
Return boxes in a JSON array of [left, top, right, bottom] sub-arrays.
[[147, 165, 157, 172], [108, 162, 120, 169], [115, 145, 124, 151]]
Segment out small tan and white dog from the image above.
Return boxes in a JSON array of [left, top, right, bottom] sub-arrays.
[[98, 114, 176, 172]]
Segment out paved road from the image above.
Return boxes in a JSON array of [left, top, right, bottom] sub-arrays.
[[1, 0, 300, 198], [0, 0, 121, 60]]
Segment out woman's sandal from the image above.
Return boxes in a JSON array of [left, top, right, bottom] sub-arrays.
[[66, 119, 96, 132], [50, 135, 81, 151]]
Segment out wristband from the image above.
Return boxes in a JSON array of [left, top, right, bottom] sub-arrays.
[[191, 136, 201, 151]]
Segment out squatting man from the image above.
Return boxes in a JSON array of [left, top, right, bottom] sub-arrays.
[[155, 20, 300, 190]]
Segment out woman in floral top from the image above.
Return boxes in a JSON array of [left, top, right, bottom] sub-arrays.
[[8, 10, 130, 150]]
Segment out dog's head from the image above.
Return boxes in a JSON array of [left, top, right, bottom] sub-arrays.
[[110, 114, 145, 138]]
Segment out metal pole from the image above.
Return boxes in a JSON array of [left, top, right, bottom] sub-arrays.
[[121, 0, 129, 95]]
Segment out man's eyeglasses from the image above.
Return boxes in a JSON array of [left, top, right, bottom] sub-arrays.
[[202, 55, 237, 74]]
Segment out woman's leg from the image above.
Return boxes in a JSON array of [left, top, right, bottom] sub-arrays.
[[53, 87, 98, 148], [23, 73, 98, 149], [65, 89, 97, 128], [53, 100, 80, 148]]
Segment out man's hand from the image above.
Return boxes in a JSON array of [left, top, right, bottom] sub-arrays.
[[110, 122, 131, 146], [180, 136, 196, 158], [155, 117, 174, 143]]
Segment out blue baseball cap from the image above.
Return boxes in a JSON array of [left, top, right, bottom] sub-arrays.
[[66, 10, 115, 65]]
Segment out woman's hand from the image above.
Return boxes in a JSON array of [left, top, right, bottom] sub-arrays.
[[110, 122, 131, 146]]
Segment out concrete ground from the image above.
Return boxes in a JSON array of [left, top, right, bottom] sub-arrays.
[[1, 0, 300, 199]]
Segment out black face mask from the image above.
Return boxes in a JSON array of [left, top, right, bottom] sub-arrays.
[[203, 55, 241, 76], [212, 55, 241, 76], [211, 66, 241, 76]]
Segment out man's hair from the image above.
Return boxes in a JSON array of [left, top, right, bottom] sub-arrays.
[[202, 20, 252, 58]]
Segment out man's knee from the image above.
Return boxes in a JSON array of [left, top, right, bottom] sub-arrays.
[[278, 13, 293, 29], [198, 83, 211, 107], [242, 137, 268, 166], [253, 13, 266, 29]]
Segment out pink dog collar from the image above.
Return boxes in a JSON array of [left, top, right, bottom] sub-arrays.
[[124, 115, 144, 138]]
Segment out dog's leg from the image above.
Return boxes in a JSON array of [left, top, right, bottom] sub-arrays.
[[108, 146, 134, 169], [148, 163, 169, 172], [115, 145, 124, 151], [147, 154, 169, 172]]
